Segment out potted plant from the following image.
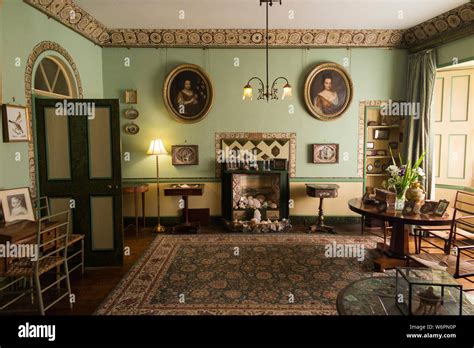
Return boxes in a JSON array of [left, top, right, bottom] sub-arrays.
[[383, 149, 426, 210]]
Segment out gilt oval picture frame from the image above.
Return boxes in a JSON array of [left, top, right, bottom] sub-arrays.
[[163, 64, 214, 123], [304, 62, 353, 121]]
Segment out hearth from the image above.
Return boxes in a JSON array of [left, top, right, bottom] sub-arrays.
[[221, 168, 289, 224]]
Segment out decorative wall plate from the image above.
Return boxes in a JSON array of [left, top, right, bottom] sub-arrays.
[[366, 164, 374, 173], [124, 108, 139, 119], [124, 123, 140, 135]]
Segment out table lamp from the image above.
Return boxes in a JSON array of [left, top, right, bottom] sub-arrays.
[[147, 139, 168, 232]]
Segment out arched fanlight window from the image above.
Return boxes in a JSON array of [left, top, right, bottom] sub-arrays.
[[33, 56, 77, 98]]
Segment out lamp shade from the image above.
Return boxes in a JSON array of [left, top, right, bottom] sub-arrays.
[[242, 84, 253, 101], [147, 139, 168, 156], [281, 83, 292, 100]]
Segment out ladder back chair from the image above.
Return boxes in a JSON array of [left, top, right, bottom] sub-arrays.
[[34, 197, 84, 276], [0, 210, 72, 315], [414, 191, 474, 255]]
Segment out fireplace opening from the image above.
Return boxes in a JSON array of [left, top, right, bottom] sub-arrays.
[[221, 168, 290, 232]]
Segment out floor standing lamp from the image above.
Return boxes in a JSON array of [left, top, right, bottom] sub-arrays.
[[147, 139, 168, 232]]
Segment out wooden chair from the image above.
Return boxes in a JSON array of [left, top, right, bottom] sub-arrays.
[[408, 191, 474, 280], [414, 191, 474, 255], [0, 211, 72, 315], [34, 197, 84, 276], [360, 216, 392, 245]]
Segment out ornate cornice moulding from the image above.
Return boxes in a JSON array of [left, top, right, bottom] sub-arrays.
[[24, 0, 473, 49], [105, 29, 406, 48], [25, 0, 110, 45]]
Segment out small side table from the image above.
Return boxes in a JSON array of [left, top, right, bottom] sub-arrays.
[[305, 184, 339, 234], [122, 183, 149, 235], [164, 184, 204, 234]]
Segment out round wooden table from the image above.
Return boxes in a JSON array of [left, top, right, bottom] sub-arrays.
[[348, 198, 453, 270]]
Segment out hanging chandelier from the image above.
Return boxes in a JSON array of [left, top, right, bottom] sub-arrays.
[[242, 0, 292, 102]]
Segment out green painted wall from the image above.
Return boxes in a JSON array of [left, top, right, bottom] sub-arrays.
[[437, 35, 474, 67], [102, 47, 408, 180], [0, 0, 103, 189], [1, 0, 472, 195]]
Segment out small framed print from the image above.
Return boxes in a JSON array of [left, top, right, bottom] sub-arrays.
[[434, 199, 449, 217], [271, 158, 288, 171], [0, 187, 35, 224], [2, 104, 31, 142], [124, 90, 138, 104], [389, 142, 398, 149], [171, 145, 199, 165], [420, 200, 437, 214], [366, 142, 375, 149], [373, 128, 390, 140], [312, 144, 339, 164]]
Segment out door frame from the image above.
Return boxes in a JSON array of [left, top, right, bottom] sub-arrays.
[[34, 98, 123, 266]]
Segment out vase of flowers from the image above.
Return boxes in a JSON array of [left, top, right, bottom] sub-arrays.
[[384, 150, 426, 211]]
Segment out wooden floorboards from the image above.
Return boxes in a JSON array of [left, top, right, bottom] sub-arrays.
[[2, 224, 474, 315]]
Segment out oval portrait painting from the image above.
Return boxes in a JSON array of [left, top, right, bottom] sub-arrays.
[[163, 64, 214, 123], [304, 63, 353, 121]]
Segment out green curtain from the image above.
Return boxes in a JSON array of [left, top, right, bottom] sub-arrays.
[[405, 49, 437, 199]]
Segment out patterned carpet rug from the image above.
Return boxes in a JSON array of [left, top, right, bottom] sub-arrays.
[[95, 234, 382, 315]]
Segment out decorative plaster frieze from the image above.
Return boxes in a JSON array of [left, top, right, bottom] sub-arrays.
[[24, 0, 110, 45], [404, 2, 474, 51], [23, 1, 474, 49]]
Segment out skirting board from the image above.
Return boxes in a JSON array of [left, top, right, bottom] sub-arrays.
[[123, 216, 362, 228]]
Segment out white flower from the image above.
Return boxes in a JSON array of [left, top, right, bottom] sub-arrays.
[[417, 167, 425, 177], [386, 165, 400, 175]]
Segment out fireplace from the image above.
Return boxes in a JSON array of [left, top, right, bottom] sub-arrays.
[[221, 169, 289, 222]]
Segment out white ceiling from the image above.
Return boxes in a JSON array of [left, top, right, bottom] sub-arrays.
[[75, 0, 468, 30]]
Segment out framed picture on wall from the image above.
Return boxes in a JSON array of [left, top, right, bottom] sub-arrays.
[[0, 187, 35, 224], [373, 128, 390, 140], [2, 104, 31, 142], [163, 64, 214, 123], [303, 62, 353, 121], [124, 90, 138, 104], [171, 145, 199, 165], [312, 144, 339, 164]]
